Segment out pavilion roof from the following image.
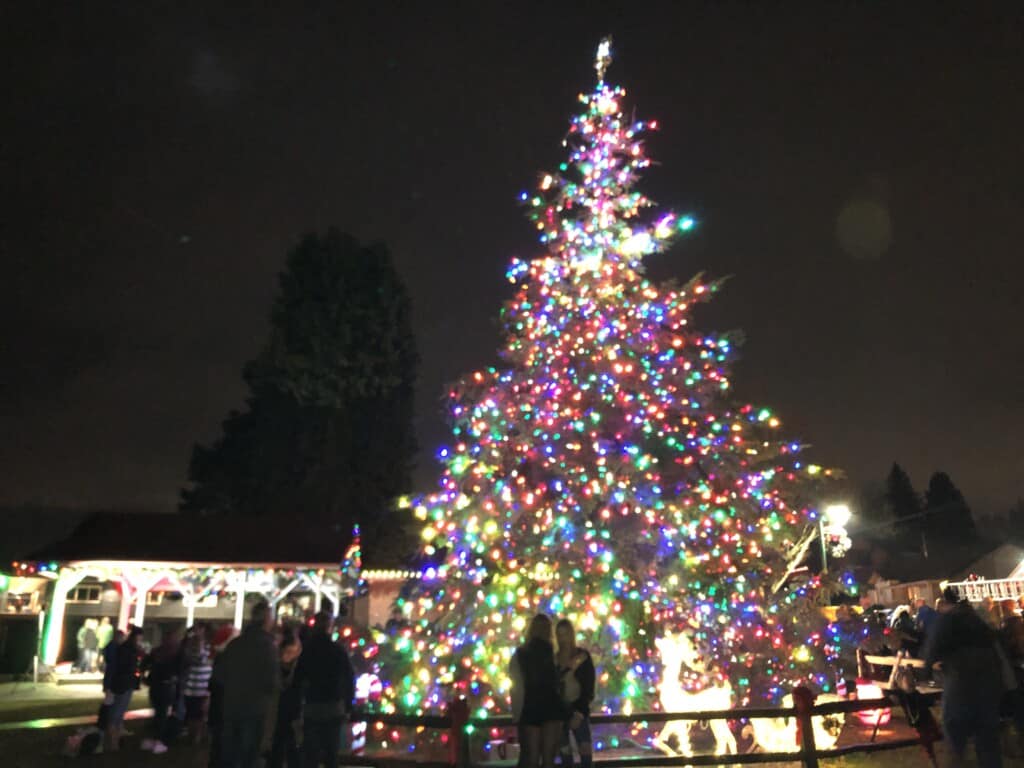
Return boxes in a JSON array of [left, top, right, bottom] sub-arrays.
[[30, 511, 354, 566]]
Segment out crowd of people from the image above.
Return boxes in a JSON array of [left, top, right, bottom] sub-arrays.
[[509, 615, 596, 768], [94, 601, 355, 768], [922, 591, 1024, 768], [503, 600, 1020, 768], [79, 592, 1022, 767], [832, 590, 1024, 768], [74, 616, 113, 672]]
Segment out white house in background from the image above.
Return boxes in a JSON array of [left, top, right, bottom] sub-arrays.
[[942, 543, 1024, 603]]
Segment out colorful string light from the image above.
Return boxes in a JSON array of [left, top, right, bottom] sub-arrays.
[[381, 38, 841, 722]]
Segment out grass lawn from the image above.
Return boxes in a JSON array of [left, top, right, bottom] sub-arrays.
[[0, 681, 157, 725], [0, 693, 1021, 768], [4, 726, 1023, 768], [2, 724, 208, 768]]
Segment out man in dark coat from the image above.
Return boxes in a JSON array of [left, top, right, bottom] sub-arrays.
[[296, 611, 355, 768], [923, 590, 1005, 768], [214, 601, 280, 768]]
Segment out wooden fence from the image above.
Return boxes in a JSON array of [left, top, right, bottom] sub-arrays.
[[351, 689, 935, 768]]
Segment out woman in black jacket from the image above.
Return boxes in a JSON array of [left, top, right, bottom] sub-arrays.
[[511, 615, 565, 768], [555, 619, 595, 768]]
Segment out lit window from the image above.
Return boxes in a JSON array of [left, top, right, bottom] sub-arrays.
[[68, 586, 101, 603]]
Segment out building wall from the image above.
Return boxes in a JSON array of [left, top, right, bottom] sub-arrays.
[[58, 576, 375, 658], [61, 582, 240, 660], [868, 579, 942, 608], [330, 578, 406, 628], [367, 578, 405, 627]]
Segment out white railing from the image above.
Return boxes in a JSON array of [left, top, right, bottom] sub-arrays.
[[941, 577, 1024, 602]]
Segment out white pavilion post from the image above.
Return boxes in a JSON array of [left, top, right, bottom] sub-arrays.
[[308, 572, 323, 613], [184, 592, 197, 628], [232, 570, 246, 629], [42, 567, 87, 666], [117, 578, 134, 631], [133, 589, 147, 627], [131, 568, 150, 628], [167, 570, 200, 629], [322, 582, 340, 619], [127, 568, 164, 629]]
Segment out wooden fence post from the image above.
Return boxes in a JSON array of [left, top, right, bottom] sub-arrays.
[[792, 685, 820, 768], [448, 697, 470, 768]]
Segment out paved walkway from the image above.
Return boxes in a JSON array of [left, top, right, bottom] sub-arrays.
[[0, 681, 102, 710], [0, 707, 154, 731], [0, 681, 149, 728]]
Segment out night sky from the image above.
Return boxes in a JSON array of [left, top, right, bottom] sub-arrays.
[[2, 3, 1022, 517]]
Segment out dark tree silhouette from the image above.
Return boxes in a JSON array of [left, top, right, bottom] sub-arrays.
[[857, 479, 895, 532], [884, 463, 921, 540], [181, 230, 418, 558], [1007, 499, 1024, 543], [923, 471, 975, 541]]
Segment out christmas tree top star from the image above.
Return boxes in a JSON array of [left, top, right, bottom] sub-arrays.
[[595, 36, 613, 81], [522, 39, 695, 279]]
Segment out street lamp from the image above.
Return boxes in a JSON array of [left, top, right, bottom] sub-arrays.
[[819, 504, 852, 574]]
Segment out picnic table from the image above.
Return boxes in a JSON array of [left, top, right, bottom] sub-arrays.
[[863, 653, 942, 694]]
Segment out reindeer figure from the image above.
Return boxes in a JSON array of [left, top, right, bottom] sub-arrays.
[[653, 632, 736, 757], [746, 692, 845, 753]]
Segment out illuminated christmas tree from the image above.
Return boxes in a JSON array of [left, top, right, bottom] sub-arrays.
[[385, 39, 841, 722]]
